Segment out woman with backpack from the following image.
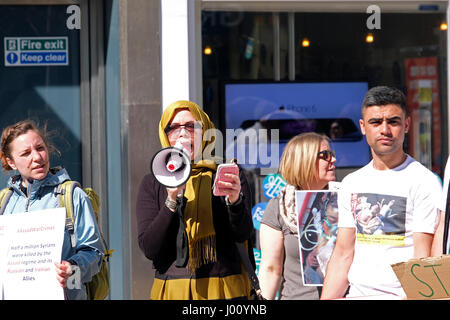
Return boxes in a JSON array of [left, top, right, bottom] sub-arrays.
[[0, 120, 104, 300]]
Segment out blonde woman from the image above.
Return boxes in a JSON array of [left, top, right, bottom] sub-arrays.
[[258, 132, 336, 299]]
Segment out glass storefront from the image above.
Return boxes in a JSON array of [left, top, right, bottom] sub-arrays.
[[202, 5, 447, 180], [201, 3, 448, 264]]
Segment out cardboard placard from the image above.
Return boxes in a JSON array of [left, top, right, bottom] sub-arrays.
[[392, 255, 450, 300]]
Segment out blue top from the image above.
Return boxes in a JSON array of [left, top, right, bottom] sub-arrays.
[[3, 168, 104, 300]]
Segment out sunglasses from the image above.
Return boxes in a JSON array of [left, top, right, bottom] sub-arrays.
[[317, 150, 335, 161], [164, 121, 202, 136]]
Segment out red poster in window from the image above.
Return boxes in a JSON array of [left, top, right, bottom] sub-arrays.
[[404, 57, 441, 175]]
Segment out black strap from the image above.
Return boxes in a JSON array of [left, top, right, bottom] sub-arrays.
[[443, 181, 450, 254], [175, 196, 189, 267], [235, 242, 261, 292]]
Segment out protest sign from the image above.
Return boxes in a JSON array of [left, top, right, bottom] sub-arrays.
[[392, 254, 450, 300], [296, 191, 339, 286], [0, 208, 65, 300]]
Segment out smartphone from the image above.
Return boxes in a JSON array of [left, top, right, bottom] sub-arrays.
[[213, 163, 239, 196]]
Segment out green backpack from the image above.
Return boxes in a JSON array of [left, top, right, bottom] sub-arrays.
[[56, 180, 112, 300], [0, 187, 13, 214], [0, 181, 112, 300]]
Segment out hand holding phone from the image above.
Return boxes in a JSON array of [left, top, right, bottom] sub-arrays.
[[213, 163, 239, 197]]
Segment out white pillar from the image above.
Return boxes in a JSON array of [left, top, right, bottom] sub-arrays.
[[161, 0, 202, 109]]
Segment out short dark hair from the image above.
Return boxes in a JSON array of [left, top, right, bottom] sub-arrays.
[[362, 86, 407, 116]]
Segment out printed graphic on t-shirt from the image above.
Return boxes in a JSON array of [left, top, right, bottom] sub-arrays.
[[351, 193, 406, 246]]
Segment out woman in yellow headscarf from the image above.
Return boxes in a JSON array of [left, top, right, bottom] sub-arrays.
[[136, 100, 254, 300]]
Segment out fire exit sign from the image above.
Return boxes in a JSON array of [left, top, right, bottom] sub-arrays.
[[4, 37, 69, 66]]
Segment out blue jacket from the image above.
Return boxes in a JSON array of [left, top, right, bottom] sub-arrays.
[[3, 168, 104, 300]]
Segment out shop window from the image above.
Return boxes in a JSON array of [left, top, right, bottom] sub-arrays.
[[202, 9, 447, 178]]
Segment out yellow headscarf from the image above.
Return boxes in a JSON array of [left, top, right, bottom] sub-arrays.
[[159, 100, 218, 272]]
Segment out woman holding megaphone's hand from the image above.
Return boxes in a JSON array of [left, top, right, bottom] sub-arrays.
[[136, 100, 254, 300]]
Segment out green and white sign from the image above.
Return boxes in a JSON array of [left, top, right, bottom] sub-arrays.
[[4, 37, 69, 66]]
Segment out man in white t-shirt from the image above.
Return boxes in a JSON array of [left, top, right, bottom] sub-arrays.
[[321, 86, 442, 299]]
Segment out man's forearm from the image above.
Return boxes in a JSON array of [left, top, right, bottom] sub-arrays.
[[320, 253, 352, 299]]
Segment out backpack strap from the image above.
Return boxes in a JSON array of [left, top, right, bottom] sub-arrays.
[[56, 181, 113, 261], [83, 187, 100, 217], [55, 180, 81, 248], [0, 187, 13, 215]]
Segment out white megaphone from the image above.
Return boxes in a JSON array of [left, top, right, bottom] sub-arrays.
[[150, 141, 192, 187]]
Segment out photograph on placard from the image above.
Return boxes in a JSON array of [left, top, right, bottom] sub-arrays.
[[296, 191, 339, 286]]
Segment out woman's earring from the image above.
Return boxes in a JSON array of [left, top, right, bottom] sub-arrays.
[[11, 170, 18, 183]]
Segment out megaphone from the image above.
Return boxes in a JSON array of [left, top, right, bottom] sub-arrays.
[[150, 141, 192, 187]]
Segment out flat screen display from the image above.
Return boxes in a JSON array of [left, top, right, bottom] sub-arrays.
[[224, 82, 370, 168]]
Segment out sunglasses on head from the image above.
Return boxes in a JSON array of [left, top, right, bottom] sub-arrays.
[[317, 150, 335, 161]]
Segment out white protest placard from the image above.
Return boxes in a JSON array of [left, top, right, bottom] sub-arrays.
[[0, 214, 13, 300], [0, 208, 66, 300]]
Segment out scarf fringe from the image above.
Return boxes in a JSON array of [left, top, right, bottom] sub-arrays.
[[279, 184, 299, 234], [187, 234, 217, 273]]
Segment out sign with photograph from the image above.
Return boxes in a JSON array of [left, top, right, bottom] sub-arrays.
[[296, 191, 339, 286]]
